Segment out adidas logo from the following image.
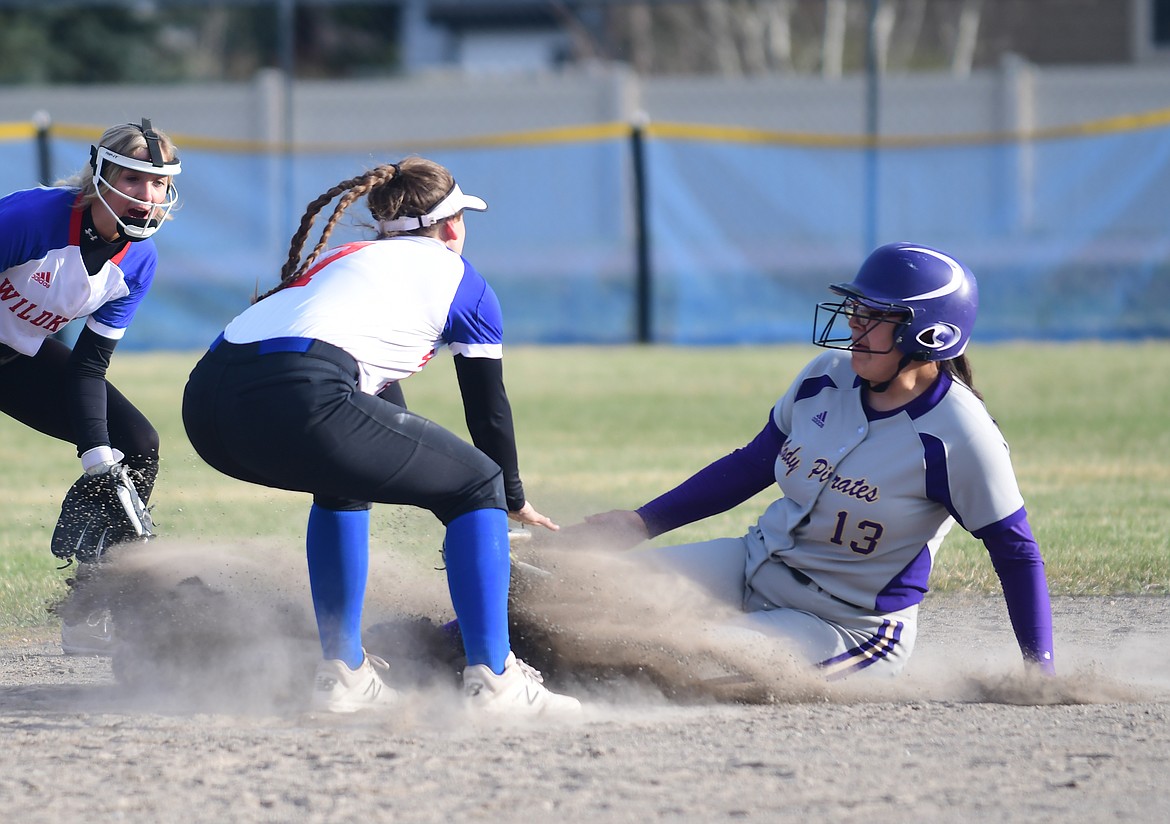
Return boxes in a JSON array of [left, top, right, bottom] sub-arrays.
[[812, 411, 828, 428], [32, 270, 52, 288]]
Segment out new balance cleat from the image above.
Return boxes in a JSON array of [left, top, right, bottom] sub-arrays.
[[61, 608, 117, 656], [310, 653, 398, 713], [463, 651, 581, 717]]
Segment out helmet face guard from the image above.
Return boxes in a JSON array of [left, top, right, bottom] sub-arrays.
[[814, 296, 911, 355], [812, 243, 978, 362], [89, 119, 181, 241]]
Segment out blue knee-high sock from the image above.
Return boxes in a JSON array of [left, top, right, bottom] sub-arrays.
[[306, 504, 369, 669], [444, 508, 511, 673]]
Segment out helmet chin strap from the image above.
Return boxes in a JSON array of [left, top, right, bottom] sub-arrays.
[[867, 353, 915, 394], [93, 193, 154, 242]]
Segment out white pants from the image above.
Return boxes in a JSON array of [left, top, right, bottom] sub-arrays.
[[635, 535, 918, 679]]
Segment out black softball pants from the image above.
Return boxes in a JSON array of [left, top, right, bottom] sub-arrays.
[[0, 337, 160, 498], [181, 338, 506, 523]]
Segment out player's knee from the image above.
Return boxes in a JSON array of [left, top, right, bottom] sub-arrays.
[[312, 496, 372, 512], [117, 422, 160, 464], [434, 468, 506, 525]]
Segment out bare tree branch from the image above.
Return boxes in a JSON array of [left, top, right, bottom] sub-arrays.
[[952, 0, 983, 77]]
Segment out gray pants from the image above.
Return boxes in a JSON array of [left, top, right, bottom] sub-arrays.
[[635, 535, 918, 679]]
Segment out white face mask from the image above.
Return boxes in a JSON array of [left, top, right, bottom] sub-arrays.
[[89, 143, 182, 241]]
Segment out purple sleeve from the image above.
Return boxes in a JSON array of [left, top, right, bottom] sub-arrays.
[[636, 412, 785, 538], [974, 509, 1055, 674]]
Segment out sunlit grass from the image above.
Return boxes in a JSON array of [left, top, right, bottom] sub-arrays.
[[1, 341, 1167, 630]]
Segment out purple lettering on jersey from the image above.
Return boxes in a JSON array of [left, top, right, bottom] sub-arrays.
[[809, 457, 835, 482], [829, 474, 880, 503], [778, 442, 802, 476]]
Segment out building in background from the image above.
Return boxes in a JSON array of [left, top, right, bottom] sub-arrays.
[[1, 1, 1168, 84], [1, 1, 1167, 348], [405, 0, 1169, 76]]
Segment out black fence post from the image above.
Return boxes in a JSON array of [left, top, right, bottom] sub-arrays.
[[630, 117, 652, 344], [34, 110, 52, 185]]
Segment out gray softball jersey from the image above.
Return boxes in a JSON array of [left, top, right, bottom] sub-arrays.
[[750, 350, 1027, 613]]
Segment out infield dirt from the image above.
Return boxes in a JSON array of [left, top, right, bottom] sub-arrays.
[[2, 540, 1168, 822]]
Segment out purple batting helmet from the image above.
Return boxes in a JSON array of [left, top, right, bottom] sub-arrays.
[[814, 242, 979, 361]]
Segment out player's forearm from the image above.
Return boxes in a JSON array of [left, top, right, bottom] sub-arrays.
[[638, 418, 782, 538], [981, 511, 1056, 673], [455, 354, 525, 509], [66, 326, 117, 454]]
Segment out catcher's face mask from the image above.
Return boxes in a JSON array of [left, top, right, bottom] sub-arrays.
[[89, 120, 182, 241]]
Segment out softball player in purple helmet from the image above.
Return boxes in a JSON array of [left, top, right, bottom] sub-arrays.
[[182, 157, 580, 715], [580, 243, 1054, 679]]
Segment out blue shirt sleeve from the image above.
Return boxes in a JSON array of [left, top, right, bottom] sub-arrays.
[[0, 188, 73, 272], [91, 241, 158, 331], [443, 259, 503, 351]]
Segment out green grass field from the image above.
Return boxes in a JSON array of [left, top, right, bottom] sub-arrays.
[[2, 341, 1168, 631]]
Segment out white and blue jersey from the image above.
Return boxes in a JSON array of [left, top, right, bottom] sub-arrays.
[[223, 236, 502, 395], [0, 187, 158, 355]]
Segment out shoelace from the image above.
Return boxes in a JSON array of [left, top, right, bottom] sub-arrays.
[[365, 653, 391, 674], [513, 657, 545, 684]]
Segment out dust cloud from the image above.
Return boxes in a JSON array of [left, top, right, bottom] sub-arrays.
[[51, 536, 1166, 719]]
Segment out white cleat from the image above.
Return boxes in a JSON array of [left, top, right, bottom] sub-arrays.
[[311, 653, 398, 713], [61, 608, 117, 656], [463, 652, 581, 717]]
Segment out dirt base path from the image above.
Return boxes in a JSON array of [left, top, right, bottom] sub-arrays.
[[2, 592, 1168, 823]]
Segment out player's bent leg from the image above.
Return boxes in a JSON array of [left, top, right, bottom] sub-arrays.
[[744, 558, 919, 679], [443, 507, 511, 671], [634, 536, 752, 610], [306, 504, 370, 669], [815, 614, 916, 680], [734, 602, 918, 680], [444, 507, 581, 716]]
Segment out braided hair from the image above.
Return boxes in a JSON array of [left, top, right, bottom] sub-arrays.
[[257, 157, 455, 302]]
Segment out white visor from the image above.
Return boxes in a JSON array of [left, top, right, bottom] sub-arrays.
[[377, 183, 487, 233], [93, 145, 182, 178]]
